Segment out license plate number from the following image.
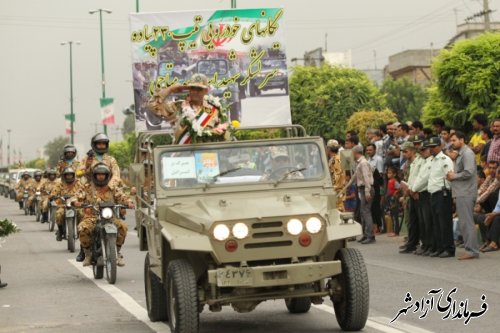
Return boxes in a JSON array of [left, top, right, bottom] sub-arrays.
[[216, 268, 253, 286]]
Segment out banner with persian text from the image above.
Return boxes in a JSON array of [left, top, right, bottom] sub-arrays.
[[129, 8, 291, 133]]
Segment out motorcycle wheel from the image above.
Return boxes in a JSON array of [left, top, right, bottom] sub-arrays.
[[35, 201, 41, 222], [49, 206, 56, 232], [92, 235, 104, 280], [103, 234, 117, 284], [67, 218, 75, 253]]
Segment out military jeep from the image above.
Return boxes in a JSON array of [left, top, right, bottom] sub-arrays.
[[130, 126, 369, 332]]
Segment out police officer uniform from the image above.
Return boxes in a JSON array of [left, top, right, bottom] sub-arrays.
[[427, 137, 455, 257]]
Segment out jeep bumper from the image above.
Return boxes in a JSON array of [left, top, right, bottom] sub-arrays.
[[208, 261, 341, 288]]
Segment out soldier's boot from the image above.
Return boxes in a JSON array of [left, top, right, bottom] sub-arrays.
[[117, 246, 125, 267], [18, 201, 23, 210], [56, 224, 64, 241], [76, 247, 85, 262], [42, 212, 48, 223], [82, 249, 92, 267]]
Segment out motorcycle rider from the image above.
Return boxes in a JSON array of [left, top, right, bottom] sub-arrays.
[[50, 167, 84, 242], [72, 163, 134, 267], [40, 169, 59, 223], [15, 171, 33, 210], [78, 133, 121, 188], [57, 144, 81, 177], [27, 171, 44, 214]]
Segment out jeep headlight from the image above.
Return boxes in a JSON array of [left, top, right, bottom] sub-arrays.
[[306, 217, 322, 234], [101, 207, 113, 219], [213, 224, 230, 241], [286, 218, 303, 235], [232, 223, 249, 239]]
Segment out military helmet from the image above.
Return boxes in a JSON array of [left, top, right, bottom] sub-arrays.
[[63, 144, 77, 158], [92, 163, 111, 186], [47, 168, 57, 179], [91, 133, 110, 154], [22, 171, 31, 178], [62, 167, 76, 184], [34, 170, 42, 180]]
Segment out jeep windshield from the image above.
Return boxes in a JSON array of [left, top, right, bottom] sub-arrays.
[[159, 141, 325, 189]]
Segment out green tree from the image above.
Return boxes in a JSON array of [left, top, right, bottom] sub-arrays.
[[122, 114, 135, 138], [290, 65, 386, 139], [44, 136, 69, 168], [423, 33, 500, 127], [346, 109, 398, 145], [25, 158, 46, 170], [381, 78, 427, 122]]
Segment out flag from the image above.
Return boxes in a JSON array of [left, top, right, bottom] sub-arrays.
[[100, 97, 115, 125], [65, 114, 76, 135]]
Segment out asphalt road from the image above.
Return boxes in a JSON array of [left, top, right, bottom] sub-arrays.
[[1, 195, 498, 333]]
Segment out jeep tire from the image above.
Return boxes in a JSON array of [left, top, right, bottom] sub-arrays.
[[166, 259, 199, 333], [332, 248, 369, 331], [144, 254, 168, 322], [285, 296, 311, 314]]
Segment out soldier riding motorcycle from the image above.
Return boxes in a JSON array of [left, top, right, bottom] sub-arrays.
[[72, 163, 134, 270], [15, 172, 33, 210]]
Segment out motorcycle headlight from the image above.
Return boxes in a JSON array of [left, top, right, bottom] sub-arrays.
[[213, 224, 230, 241], [232, 223, 249, 240], [305, 217, 322, 234], [101, 207, 113, 219], [36, 191, 41, 196], [66, 199, 72, 208], [286, 218, 303, 235]]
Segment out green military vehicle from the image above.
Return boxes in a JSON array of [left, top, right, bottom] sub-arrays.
[[130, 126, 369, 333]]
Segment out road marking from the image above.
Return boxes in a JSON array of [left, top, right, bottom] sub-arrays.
[[68, 259, 170, 333], [313, 304, 434, 333]]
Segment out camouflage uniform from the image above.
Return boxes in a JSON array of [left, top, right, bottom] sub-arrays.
[[79, 154, 121, 188], [50, 180, 84, 226], [74, 183, 131, 249], [56, 159, 81, 178], [27, 179, 43, 208], [15, 177, 34, 202], [40, 179, 59, 213], [329, 154, 345, 211]]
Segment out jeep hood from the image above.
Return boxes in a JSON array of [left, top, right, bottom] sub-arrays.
[[160, 191, 328, 233]]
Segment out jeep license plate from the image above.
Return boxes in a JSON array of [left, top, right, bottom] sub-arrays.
[[216, 268, 253, 287]]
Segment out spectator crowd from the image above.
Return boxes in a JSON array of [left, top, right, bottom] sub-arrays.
[[326, 116, 500, 261]]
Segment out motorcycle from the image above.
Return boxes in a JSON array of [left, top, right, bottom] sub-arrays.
[[52, 195, 78, 252], [34, 190, 42, 222], [82, 202, 127, 285], [48, 198, 57, 231]]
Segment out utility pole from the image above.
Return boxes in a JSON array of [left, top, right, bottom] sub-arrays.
[[231, 0, 237, 8], [483, 0, 491, 31], [89, 8, 112, 135], [453, 8, 460, 31], [136, 0, 139, 12], [7, 129, 11, 166], [61, 41, 80, 144]]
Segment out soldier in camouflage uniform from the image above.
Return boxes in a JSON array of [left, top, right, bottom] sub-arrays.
[[40, 169, 59, 223], [78, 133, 121, 188], [50, 167, 84, 241], [72, 163, 134, 267], [327, 140, 345, 211], [15, 172, 34, 210], [27, 171, 44, 212], [56, 144, 81, 178]]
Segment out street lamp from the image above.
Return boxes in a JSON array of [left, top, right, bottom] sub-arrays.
[[89, 8, 112, 135], [61, 41, 80, 144]]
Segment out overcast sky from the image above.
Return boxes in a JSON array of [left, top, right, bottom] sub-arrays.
[[0, 0, 498, 162]]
